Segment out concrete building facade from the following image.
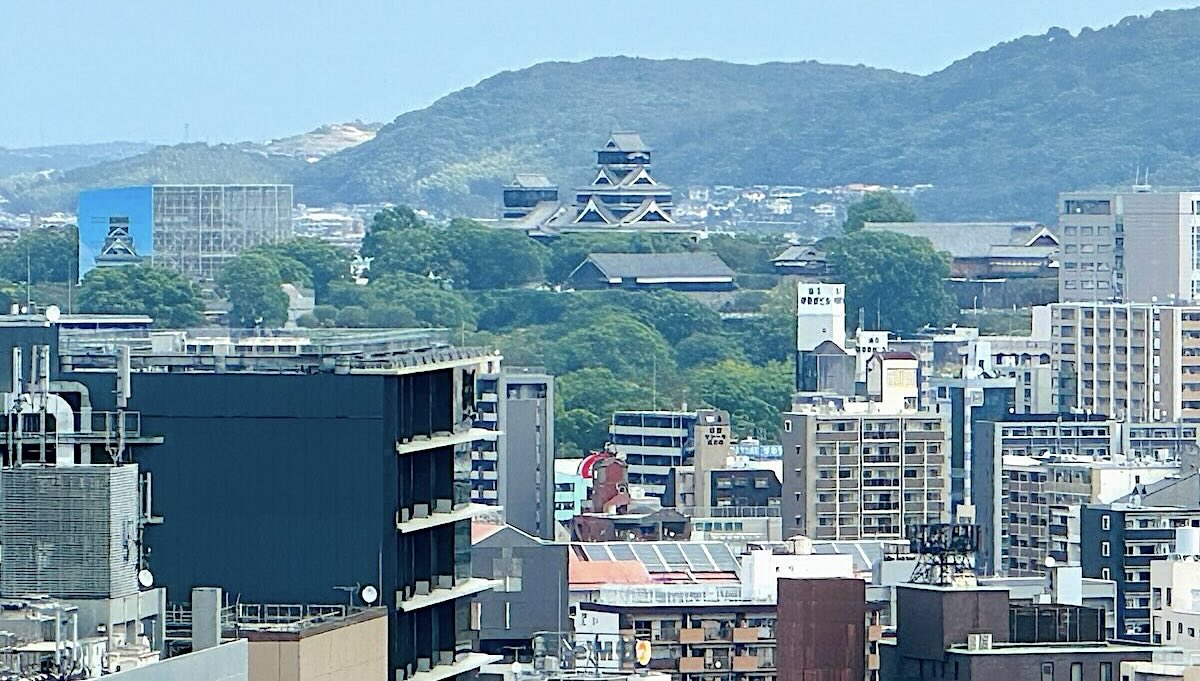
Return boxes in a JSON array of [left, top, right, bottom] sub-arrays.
[[1050, 301, 1200, 422], [781, 403, 950, 541], [1058, 190, 1200, 303], [472, 368, 556, 539], [1082, 505, 1200, 640]]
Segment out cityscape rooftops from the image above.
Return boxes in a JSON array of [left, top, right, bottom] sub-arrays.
[[507, 173, 557, 189], [862, 221, 1055, 259], [599, 132, 650, 153], [575, 252, 735, 282], [56, 325, 493, 375]]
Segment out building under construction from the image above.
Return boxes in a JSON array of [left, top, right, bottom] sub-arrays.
[[78, 184, 294, 281]]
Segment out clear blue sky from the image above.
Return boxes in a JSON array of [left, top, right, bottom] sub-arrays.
[[1, 0, 1194, 148]]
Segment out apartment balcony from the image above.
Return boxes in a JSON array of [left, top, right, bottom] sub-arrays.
[[816, 479, 837, 490], [816, 432, 861, 442], [733, 656, 774, 672], [397, 501, 489, 533], [733, 627, 773, 643], [679, 658, 705, 673], [397, 427, 491, 456], [862, 431, 901, 441], [397, 576, 495, 613], [680, 628, 705, 644]]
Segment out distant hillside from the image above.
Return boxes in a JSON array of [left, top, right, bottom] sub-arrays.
[[264, 122, 382, 161], [296, 58, 917, 215], [0, 121, 380, 214], [0, 141, 152, 178], [296, 7, 1200, 221], [7, 8, 1200, 221], [0, 144, 304, 213]]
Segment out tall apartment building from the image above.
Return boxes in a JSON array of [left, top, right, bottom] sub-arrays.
[[21, 321, 499, 680], [973, 414, 1193, 576], [780, 402, 950, 540], [78, 184, 294, 280], [1083, 504, 1200, 640], [929, 377, 1014, 520], [471, 368, 556, 540], [1058, 190, 1200, 303], [1050, 301, 1200, 422], [609, 409, 731, 506]]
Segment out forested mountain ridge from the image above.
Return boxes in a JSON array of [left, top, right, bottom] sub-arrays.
[[6, 8, 1200, 221]]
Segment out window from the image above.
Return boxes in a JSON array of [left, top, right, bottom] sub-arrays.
[[1102, 514, 1110, 530], [784, 420, 792, 433], [1071, 662, 1082, 681], [1041, 662, 1054, 681], [1102, 541, 1110, 557], [1101, 567, 1111, 580], [1099, 662, 1112, 681]]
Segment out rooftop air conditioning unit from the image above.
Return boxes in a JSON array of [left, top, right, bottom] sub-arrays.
[[966, 633, 992, 651]]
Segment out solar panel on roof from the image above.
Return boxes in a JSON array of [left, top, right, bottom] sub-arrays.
[[681, 543, 717, 571], [658, 543, 689, 569], [708, 544, 740, 572], [581, 544, 611, 561], [609, 544, 636, 561], [630, 544, 667, 571]]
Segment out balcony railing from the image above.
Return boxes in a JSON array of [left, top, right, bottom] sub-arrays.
[[596, 584, 770, 607]]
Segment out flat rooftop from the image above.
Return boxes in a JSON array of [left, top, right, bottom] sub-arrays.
[[57, 326, 494, 375]]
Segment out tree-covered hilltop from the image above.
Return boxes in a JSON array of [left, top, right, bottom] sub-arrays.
[[0, 144, 305, 213], [295, 7, 1200, 221], [9, 8, 1200, 220]]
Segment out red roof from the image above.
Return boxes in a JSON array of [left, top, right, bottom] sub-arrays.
[[471, 522, 504, 544], [569, 559, 653, 587]]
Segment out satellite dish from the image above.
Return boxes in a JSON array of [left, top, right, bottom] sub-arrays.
[[45, 305, 60, 323], [1044, 556, 1056, 569], [137, 569, 154, 588], [360, 584, 379, 605], [635, 640, 652, 666]]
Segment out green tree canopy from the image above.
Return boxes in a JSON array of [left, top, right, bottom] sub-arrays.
[[545, 311, 674, 380], [828, 230, 956, 334], [364, 212, 546, 289], [0, 225, 78, 285], [77, 266, 205, 328], [843, 191, 916, 233], [556, 367, 653, 456], [368, 273, 476, 329], [218, 252, 289, 328], [444, 219, 546, 290], [685, 359, 793, 440], [675, 333, 747, 369], [249, 237, 349, 300]]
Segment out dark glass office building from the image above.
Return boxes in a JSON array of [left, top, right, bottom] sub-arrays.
[[6, 320, 497, 680]]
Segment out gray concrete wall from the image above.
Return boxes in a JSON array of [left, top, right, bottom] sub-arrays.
[[108, 640, 248, 681]]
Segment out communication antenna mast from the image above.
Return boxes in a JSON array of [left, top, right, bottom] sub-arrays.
[[907, 523, 979, 586]]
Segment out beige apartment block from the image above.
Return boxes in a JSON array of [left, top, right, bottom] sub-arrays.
[[781, 403, 950, 540], [246, 608, 388, 681], [1051, 302, 1200, 422]]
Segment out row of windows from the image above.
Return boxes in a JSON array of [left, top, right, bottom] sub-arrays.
[[1063, 280, 1112, 290]]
